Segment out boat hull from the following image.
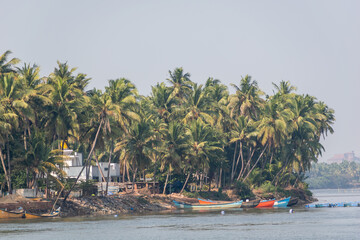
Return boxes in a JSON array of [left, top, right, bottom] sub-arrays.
[[273, 197, 291, 208], [241, 200, 260, 208], [255, 199, 275, 208], [174, 200, 243, 209], [0, 209, 25, 219]]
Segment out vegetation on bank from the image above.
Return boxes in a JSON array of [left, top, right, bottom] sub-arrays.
[[0, 50, 335, 199], [306, 161, 360, 189]]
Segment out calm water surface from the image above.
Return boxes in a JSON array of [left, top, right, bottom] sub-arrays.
[[1, 189, 359, 240]]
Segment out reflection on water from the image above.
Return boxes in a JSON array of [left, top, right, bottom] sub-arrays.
[[0, 189, 359, 240]]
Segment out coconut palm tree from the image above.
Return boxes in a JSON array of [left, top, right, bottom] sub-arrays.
[[160, 121, 189, 194], [167, 67, 193, 103], [116, 118, 156, 191], [0, 50, 20, 76], [180, 120, 223, 193], [182, 83, 214, 125], [228, 75, 264, 120]]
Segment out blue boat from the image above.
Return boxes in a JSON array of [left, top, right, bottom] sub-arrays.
[[273, 197, 291, 208], [173, 200, 243, 209]]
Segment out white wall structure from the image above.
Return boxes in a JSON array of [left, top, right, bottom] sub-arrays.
[[61, 149, 120, 182]]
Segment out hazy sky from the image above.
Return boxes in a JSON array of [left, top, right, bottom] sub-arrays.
[[1, 0, 359, 161]]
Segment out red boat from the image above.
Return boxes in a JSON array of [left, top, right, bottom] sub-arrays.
[[255, 199, 275, 208]]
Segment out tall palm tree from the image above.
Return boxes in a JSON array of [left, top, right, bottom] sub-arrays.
[[44, 62, 86, 147], [160, 121, 189, 194], [180, 120, 222, 193], [116, 118, 156, 191], [0, 104, 17, 192]]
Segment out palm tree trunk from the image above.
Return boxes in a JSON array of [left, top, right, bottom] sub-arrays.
[[237, 142, 245, 181], [180, 171, 191, 194], [219, 168, 222, 188], [233, 142, 242, 183], [0, 147, 11, 193], [105, 143, 113, 196], [238, 147, 255, 180], [94, 153, 106, 182], [242, 143, 268, 182], [131, 167, 137, 193], [231, 142, 238, 183], [6, 135, 11, 193], [62, 118, 103, 203], [163, 169, 170, 194]]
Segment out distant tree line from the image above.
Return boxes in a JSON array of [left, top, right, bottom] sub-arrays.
[[0, 50, 335, 196], [306, 161, 360, 189]]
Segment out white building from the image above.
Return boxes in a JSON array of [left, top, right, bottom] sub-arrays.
[[62, 149, 121, 182]]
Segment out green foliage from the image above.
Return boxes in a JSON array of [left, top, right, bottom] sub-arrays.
[[233, 181, 254, 199], [306, 161, 360, 189], [183, 190, 231, 201], [0, 50, 336, 197]]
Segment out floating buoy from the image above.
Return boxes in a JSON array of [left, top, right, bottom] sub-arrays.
[[289, 209, 293, 214], [221, 211, 225, 215]]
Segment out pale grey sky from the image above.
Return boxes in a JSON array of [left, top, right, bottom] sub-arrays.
[[1, 0, 359, 161]]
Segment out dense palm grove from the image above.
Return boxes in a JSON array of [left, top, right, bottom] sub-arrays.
[[0, 50, 335, 196]]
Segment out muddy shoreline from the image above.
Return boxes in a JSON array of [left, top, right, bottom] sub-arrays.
[[1, 189, 316, 217]]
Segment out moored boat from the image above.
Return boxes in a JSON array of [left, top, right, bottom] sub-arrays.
[[198, 198, 233, 205], [255, 199, 275, 208], [273, 197, 291, 208], [174, 200, 243, 209], [0, 209, 25, 219], [25, 207, 61, 219], [241, 199, 260, 208]]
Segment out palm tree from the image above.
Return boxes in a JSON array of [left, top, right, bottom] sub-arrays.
[[149, 82, 176, 123], [0, 50, 20, 76], [23, 132, 66, 193], [160, 121, 189, 194], [105, 78, 140, 132], [116, 118, 156, 191], [44, 62, 86, 147], [0, 104, 17, 192], [242, 99, 291, 182], [180, 120, 222, 193], [229, 116, 257, 182], [182, 83, 214, 125], [228, 75, 264, 120], [167, 67, 193, 102]]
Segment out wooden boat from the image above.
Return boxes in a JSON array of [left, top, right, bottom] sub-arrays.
[[273, 197, 291, 208], [197, 198, 233, 205], [241, 199, 260, 208], [174, 200, 243, 209], [0, 209, 25, 219], [25, 207, 61, 219], [198, 198, 218, 204], [255, 199, 275, 208]]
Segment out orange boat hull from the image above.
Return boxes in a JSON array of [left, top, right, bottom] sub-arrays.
[[255, 200, 275, 208], [0, 210, 25, 219]]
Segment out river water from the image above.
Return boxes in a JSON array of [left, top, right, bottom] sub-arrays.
[[1, 189, 359, 240]]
